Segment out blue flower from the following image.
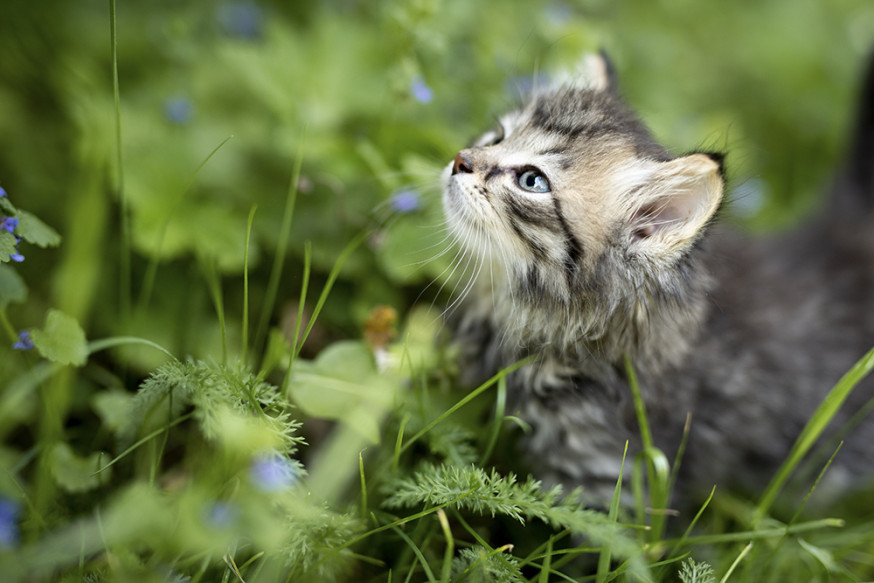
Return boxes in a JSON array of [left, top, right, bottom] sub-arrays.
[[12, 331, 33, 351], [0, 187, 6, 197], [0, 498, 20, 549], [249, 451, 302, 492], [0, 216, 17, 233], [164, 97, 194, 125], [391, 189, 421, 213], [410, 76, 434, 104], [218, 2, 264, 40], [204, 501, 238, 528], [1, 214, 24, 263]]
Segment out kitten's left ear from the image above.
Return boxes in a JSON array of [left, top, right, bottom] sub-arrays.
[[552, 51, 616, 93], [630, 153, 724, 254], [574, 51, 617, 92]]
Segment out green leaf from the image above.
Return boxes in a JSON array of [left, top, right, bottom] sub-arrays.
[[0, 264, 27, 309], [797, 538, 840, 575], [678, 558, 715, 583], [16, 210, 61, 247], [0, 197, 14, 215], [0, 231, 17, 263], [91, 390, 134, 435], [49, 442, 111, 493], [31, 309, 88, 366], [289, 340, 395, 443]]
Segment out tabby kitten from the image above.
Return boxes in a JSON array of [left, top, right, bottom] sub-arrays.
[[442, 53, 874, 505]]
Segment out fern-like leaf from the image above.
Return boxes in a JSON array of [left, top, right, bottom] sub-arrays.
[[451, 546, 523, 583], [678, 558, 716, 583], [383, 464, 649, 579]]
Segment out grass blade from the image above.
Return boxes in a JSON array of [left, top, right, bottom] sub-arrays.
[[597, 440, 629, 583], [242, 204, 257, 362], [254, 132, 306, 359], [400, 355, 534, 454], [108, 0, 130, 323], [625, 354, 670, 542], [753, 345, 874, 524]]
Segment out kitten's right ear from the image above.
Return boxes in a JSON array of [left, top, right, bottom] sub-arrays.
[[629, 153, 724, 255]]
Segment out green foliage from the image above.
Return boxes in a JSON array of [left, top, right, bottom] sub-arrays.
[[30, 309, 88, 366], [678, 559, 716, 583], [451, 546, 524, 583], [123, 359, 303, 456], [384, 463, 648, 577], [1, 1, 874, 582]]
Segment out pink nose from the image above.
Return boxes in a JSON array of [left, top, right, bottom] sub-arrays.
[[452, 153, 473, 175]]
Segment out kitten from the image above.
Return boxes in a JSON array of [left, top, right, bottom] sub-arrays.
[[441, 52, 874, 506]]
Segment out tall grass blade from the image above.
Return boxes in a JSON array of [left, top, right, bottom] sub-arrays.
[[478, 376, 507, 465], [108, 0, 130, 323], [400, 355, 534, 454], [242, 205, 257, 362], [137, 135, 234, 314], [597, 441, 629, 583], [719, 542, 752, 583], [295, 231, 367, 357], [201, 256, 227, 365], [437, 509, 454, 583], [254, 132, 306, 359], [625, 354, 670, 541], [753, 345, 874, 524]]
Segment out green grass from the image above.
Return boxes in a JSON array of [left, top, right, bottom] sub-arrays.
[[2, 0, 874, 581]]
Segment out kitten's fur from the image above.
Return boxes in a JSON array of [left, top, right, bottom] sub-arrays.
[[442, 53, 874, 505]]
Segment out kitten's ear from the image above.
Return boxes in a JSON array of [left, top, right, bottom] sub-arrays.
[[630, 154, 724, 253], [555, 51, 616, 93]]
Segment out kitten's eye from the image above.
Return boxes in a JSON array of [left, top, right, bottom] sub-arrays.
[[517, 169, 551, 193]]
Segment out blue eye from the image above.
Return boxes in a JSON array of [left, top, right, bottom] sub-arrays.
[[517, 169, 550, 193]]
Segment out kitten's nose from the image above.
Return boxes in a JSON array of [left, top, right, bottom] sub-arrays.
[[452, 153, 473, 175]]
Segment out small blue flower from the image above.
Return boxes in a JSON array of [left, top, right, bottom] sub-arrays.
[[1, 214, 24, 263], [164, 97, 194, 125], [391, 189, 421, 213], [0, 216, 17, 233], [0, 187, 6, 197], [249, 451, 302, 492], [204, 501, 238, 528], [410, 76, 434, 104], [0, 498, 20, 549], [12, 331, 33, 351], [218, 2, 264, 40], [545, 1, 572, 25]]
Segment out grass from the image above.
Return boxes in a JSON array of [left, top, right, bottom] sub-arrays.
[[2, 0, 874, 581]]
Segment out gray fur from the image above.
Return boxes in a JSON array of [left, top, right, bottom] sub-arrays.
[[442, 54, 874, 507]]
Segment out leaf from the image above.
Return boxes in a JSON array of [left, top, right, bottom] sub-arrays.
[[678, 558, 715, 583], [49, 442, 111, 493], [0, 197, 14, 215], [31, 309, 88, 366], [289, 340, 396, 443], [0, 232, 17, 263], [15, 210, 61, 247], [91, 390, 134, 435], [0, 264, 27, 309], [797, 538, 840, 574]]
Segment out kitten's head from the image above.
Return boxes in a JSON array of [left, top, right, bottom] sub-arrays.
[[442, 53, 724, 361]]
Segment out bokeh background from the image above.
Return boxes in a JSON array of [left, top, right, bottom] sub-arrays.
[[2, 0, 873, 366], [2, 1, 874, 580]]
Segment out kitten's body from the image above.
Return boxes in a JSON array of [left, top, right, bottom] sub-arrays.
[[443, 54, 874, 505]]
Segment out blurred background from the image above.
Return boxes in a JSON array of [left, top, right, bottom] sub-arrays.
[[3, 1, 874, 579], [1, 0, 873, 366]]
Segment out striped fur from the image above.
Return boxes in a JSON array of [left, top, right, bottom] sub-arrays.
[[442, 53, 874, 506]]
